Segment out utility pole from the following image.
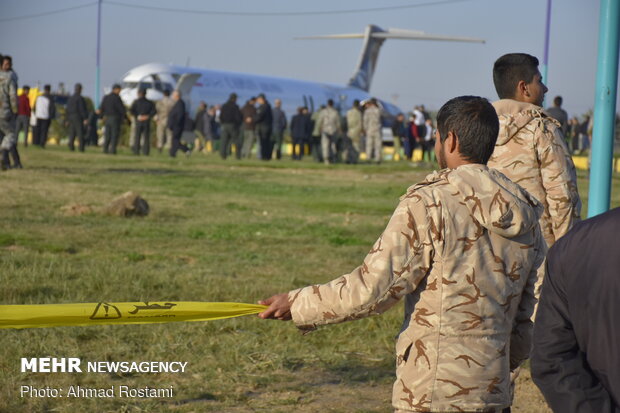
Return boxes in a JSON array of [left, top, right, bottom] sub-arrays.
[[588, 0, 620, 217], [95, 0, 102, 109]]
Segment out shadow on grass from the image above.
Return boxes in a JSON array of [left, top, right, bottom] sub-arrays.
[[172, 392, 217, 405], [323, 358, 394, 384]]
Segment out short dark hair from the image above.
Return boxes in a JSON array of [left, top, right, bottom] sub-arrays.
[[2, 55, 12, 65], [493, 53, 540, 99], [436, 96, 499, 164], [23, 85, 30, 91], [553, 95, 563, 106], [327, 99, 334, 107], [163, 90, 170, 97], [44, 84, 51, 92]]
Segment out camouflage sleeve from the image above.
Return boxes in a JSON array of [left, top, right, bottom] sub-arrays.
[[536, 122, 581, 242], [8, 77, 18, 114], [289, 196, 435, 331], [509, 226, 547, 370]]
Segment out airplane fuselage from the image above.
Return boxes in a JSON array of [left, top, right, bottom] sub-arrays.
[[120, 62, 401, 119]]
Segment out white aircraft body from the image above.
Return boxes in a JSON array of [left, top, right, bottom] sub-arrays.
[[120, 25, 484, 118]]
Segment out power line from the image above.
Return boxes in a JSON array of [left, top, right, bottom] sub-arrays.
[[104, 0, 476, 17], [0, 2, 98, 23]]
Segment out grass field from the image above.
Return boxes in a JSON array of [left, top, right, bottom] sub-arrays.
[[1, 145, 618, 413]]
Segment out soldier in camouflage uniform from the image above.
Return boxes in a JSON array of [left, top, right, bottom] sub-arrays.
[[260, 96, 546, 412], [0, 55, 18, 170], [345, 99, 362, 163], [155, 89, 174, 153], [363, 98, 382, 163], [489, 53, 581, 251], [318, 99, 341, 164]]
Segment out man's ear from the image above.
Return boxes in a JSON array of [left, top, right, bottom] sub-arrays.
[[446, 131, 459, 154], [517, 79, 529, 99]]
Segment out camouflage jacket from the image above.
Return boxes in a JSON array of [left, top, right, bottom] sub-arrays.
[[346, 107, 362, 139], [488, 99, 581, 248], [318, 106, 341, 135], [156, 96, 175, 123], [363, 105, 381, 135], [0, 70, 18, 120], [289, 164, 546, 412]]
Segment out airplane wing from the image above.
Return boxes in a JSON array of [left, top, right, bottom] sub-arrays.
[[297, 28, 484, 44], [176, 73, 202, 98], [297, 25, 484, 91]]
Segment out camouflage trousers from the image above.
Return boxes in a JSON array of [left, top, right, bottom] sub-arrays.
[[0, 116, 16, 150]]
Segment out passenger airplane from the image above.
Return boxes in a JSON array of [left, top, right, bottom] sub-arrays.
[[119, 25, 484, 117]]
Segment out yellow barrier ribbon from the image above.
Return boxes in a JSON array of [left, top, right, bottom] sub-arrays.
[[0, 301, 267, 329]]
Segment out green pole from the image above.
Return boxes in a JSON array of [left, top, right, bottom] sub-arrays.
[[587, 0, 620, 218]]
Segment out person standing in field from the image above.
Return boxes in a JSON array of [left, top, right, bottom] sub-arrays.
[[260, 96, 546, 413], [99, 84, 126, 155], [318, 99, 341, 165], [545, 95, 569, 136], [310, 105, 324, 163], [130, 88, 156, 156], [33, 84, 55, 148], [0, 55, 18, 170], [65, 83, 89, 152], [346, 99, 362, 163], [271, 98, 287, 160], [255, 93, 273, 161], [530, 207, 620, 413], [363, 98, 382, 163], [155, 89, 174, 153], [240, 96, 257, 158], [219, 92, 243, 160], [15, 85, 30, 147], [167, 90, 190, 158], [488, 53, 581, 252]]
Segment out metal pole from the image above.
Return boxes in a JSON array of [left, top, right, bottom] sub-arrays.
[[587, 0, 620, 218], [541, 0, 552, 85], [95, 0, 102, 109]]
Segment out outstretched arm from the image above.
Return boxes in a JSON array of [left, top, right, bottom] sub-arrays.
[[259, 196, 436, 330]]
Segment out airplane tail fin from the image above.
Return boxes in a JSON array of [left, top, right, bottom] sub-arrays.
[[297, 24, 484, 92]]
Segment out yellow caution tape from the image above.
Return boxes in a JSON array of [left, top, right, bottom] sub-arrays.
[[0, 301, 267, 329]]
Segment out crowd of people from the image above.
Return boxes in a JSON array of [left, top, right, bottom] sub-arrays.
[[1, 54, 443, 167], [1, 51, 597, 172]]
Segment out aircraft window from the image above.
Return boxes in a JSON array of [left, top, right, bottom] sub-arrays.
[[259, 82, 283, 93], [135, 81, 173, 93], [225, 77, 257, 90], [122, 82, 138, 89]]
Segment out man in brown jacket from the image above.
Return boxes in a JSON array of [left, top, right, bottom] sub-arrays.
[[260, 96, 547, 412], [488, 53, 581, 250]]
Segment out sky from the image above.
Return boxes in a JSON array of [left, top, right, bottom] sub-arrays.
[[0, 0, 615, 117]]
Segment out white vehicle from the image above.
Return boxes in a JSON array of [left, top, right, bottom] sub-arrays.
[[119, 25, 483, 117]]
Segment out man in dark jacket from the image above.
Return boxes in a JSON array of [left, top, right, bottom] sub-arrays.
[[271, 98, 287, 160], [99, 84, 126, 154], [219, 92, 242, 159], [130, 88, 156, 155], [167, 90, 190, 158], [531, 207, 620, 413], [240, 97, 257, 158], [290, 106, 311, 160], [255, 93, 272, 160], [66, 83, 89, 152]]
